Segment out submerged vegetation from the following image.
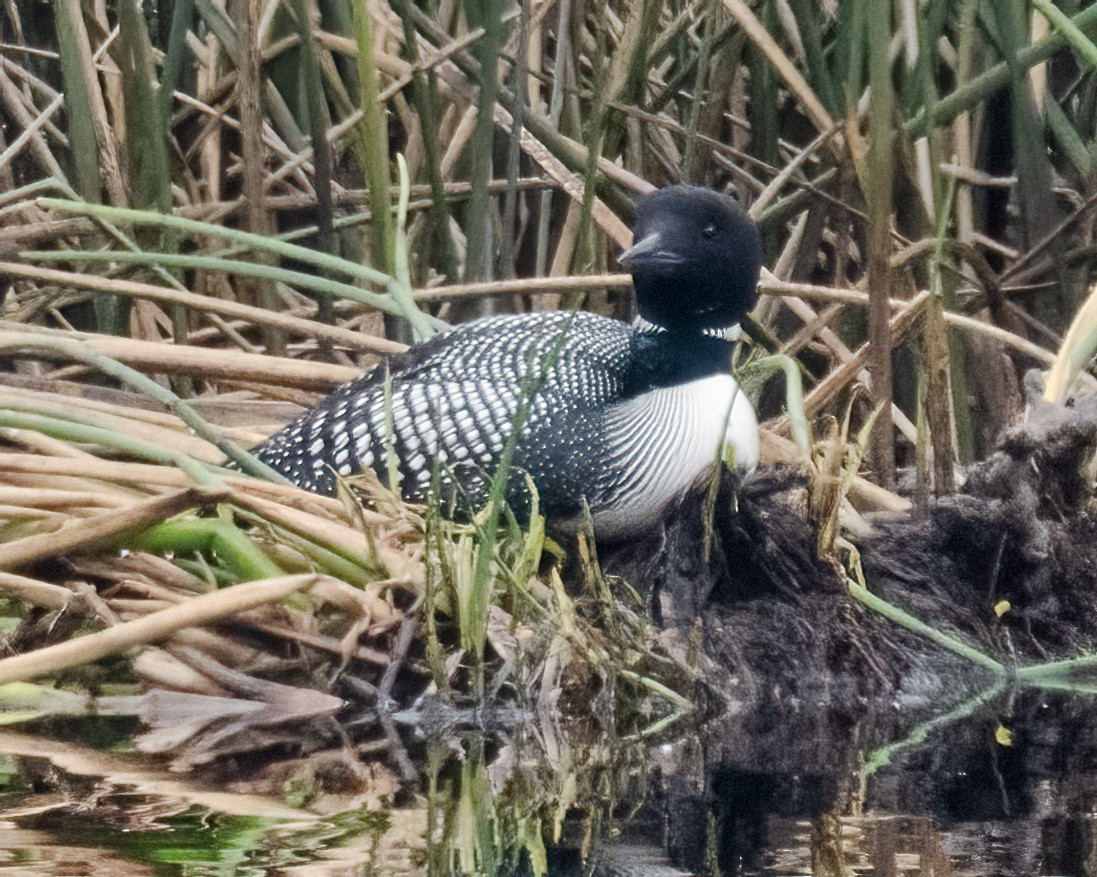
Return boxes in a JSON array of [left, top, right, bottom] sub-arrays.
[[1, 0, 1097, 869]]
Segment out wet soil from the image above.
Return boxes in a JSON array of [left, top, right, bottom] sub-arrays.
[[583, 380, 1097, 875]]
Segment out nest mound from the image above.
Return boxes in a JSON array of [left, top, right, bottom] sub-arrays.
[[605, 379, 1097, 723], [0, 374, 687, 780], [2, 365, 1097, 789]]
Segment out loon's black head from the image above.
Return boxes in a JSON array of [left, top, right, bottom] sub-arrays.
[[620, 186, 762, 334]]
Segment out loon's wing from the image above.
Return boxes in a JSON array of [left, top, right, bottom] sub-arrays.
[[250, 311, 634, 500]]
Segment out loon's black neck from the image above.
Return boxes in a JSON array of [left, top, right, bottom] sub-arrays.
[[626, 325, 736, 394]]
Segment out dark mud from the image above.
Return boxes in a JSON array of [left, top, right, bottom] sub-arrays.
[[581, 380, 1097, 875], [607, 376, 1097, 706]]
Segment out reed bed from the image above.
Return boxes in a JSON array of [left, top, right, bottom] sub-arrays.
[[0, 364, 693, 775], [0, 0, 1096, 784]]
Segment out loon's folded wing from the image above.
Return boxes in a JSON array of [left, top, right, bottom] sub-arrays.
[[250, 312, 634, 498]]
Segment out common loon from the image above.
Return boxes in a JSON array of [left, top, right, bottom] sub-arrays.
[[249, 186, 763, 540]]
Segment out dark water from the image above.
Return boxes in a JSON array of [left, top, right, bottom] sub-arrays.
[[0, 686, 1096, 876]]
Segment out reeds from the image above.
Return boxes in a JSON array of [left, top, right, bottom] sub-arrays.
[[2, 0, 1097, 787]]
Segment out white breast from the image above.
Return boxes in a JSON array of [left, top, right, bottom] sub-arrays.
[[587, 374, 759, 540]]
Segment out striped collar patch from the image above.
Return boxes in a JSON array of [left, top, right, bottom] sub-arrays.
[[631, 315, 744, 342]]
